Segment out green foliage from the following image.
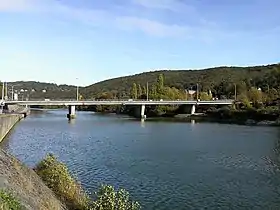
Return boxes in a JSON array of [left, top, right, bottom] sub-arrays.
[[83, 64, 279, 99], [7, 64, 280, 103], [257, 106, 280, 115], [142, 86, 146, 96], [199, 92, 212, 101], [92, 185, 140, 210], [238, 93, 252, 109], [248, 87, 263, 105], [35, 154, 141, 210], [150, 84, 157, 99], [137, 84, 142, 98], [34, 154, 90, 210], [130, 83, 138, 99], [267, 88, 279, 101], [156, 74, 164, 94], [0, 190, 21, 210]]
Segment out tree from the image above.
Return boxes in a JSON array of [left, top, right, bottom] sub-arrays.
[[238, 93, 252, 109], [156, 74, 164, 93], [268, 88, 279, 101], [92, 185, 140, 210], [151, 84, 157, 99], [200, 92, 212, 101], [130, 83, 137, 99], [248, 87, 263, 106], [137, 84, 142, 98], [142, 86, 146, 96]]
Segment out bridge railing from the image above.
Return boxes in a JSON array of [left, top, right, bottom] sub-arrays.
[[5, 99, 235, 102]]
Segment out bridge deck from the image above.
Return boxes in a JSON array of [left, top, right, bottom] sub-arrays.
[[4, 100, 234, 106]]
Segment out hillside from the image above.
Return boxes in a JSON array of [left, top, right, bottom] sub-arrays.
[[1, 81, 77, 100], [82, 64, 279, 98], [1, 63, 280, 100]]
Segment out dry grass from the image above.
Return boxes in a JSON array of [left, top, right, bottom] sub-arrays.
[[34, 154, 90, 210], [0, 149, 66, 210], [34, 154, 141, 210]]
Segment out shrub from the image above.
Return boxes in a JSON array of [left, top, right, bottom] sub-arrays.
[[34, 154, 90, 210], [0, 190, 21, 210], [92, 185, 140, 210], [35, 154, 141, 210]]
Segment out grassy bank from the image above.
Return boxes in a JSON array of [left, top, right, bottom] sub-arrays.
[[34, 154, 141, 210], [0, 190, 21, 210]]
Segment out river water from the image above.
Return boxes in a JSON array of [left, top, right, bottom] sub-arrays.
[[2, 110, 280, 209]]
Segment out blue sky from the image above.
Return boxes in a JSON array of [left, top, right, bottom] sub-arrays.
[[0, 0, 279, 86]]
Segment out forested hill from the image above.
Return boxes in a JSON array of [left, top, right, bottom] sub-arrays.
[[1, 81, 77, 99], [82, 63, 280, 98], [1, 63, 280, 100]]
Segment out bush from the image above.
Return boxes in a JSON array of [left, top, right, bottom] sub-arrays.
[[34, 154, 90, 210], [92, 185, 140, 210], [0, 190, 21, 210], [35, 154, 141, 210]]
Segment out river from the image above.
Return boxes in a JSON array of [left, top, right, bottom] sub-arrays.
[[1, 110, 280, 209]]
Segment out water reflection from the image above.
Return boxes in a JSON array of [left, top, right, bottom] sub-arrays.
[[140, 119, 145, 128], [270, 128, 280, 171], [68, 119, 76, 125]]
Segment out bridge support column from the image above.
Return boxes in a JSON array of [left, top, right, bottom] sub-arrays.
[[191, 104, 196, 115], [141, 104, 146, 120], [67, 105, 76, 119]]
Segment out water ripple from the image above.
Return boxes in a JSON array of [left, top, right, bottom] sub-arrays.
[[2, 110, 280, 209]]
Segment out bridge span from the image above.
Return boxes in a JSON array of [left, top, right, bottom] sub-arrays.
[[3, 100, 234, 120]]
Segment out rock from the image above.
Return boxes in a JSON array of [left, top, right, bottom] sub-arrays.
[[257, 121, 276, 126], [245, 119, 256, 125]]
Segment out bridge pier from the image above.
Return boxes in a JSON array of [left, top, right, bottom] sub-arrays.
[[141, 104, 146, 120], [191, 104, 196, 115], [67, 105, 76, 119]]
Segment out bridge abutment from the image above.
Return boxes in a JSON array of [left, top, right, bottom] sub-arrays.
[[67, 105, 76, 119]]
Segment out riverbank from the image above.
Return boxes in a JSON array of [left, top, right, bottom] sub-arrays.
[[0, 149, 140, 209], [0, 149, 66, 209], [0, 114, 24, 142], [88, 104, 280, 126]]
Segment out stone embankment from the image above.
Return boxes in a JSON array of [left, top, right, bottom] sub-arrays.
[[0, 149, 66, 210], [0, 114, 23, 143], [0, 106, 66, 209], [0, 105, 30, 142]]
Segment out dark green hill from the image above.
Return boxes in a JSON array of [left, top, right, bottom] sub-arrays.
[[2, 63, 279, 100], [82, 64, 279, 98], [1, 81, 77, 100]]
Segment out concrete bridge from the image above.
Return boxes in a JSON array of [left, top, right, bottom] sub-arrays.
[[3, 99, 234, 120]]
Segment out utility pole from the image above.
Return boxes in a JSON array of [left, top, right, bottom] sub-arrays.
[[76, 78, 79, 101], [5, 82, 8, 100], [1, 81, 4, 101], [234, 83, 237, 101], [146, 82, 149, 101], [11, 86, 14, 100], [196, 83, 199, 100]]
